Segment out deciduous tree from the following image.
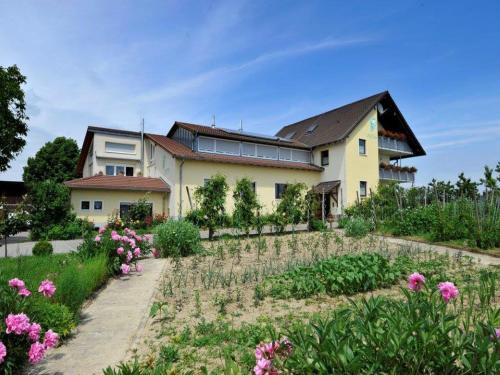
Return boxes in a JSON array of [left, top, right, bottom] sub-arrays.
[[194, 174, 228, 240]]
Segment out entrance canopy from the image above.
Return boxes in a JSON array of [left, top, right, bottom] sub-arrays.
[[313, 180, 340, 194]]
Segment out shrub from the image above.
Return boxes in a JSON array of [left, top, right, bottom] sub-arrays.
[[337, 215, 349, 229], [125, 195, 153, 228], [29, 302, 75, 338], [344, 217, 372, 238], [154, 220, 201, 257], [389, 205, 437, 236], [32, 240, 53, 256], [45, 217, 94, 240], [233, 177, 260, 235], [185, 209, 207, 228], [309, 218, 327, 231]]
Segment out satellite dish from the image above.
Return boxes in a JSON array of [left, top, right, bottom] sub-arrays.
[[376, 102, 385, 114]]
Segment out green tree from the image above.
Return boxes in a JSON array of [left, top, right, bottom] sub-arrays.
[[455, 172, 478, 200], [275, 182, 306, 231], [0, 65, 29, 171], [194, 174, 228, 240], [23, 137, 80, 189], [233, 178, 260, 236], [0, 197, 29, 257], [29, 180, 72, 240], [479, 165, 497, 201]]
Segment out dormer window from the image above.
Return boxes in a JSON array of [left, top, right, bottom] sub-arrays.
[[305, 124, 318, 134]]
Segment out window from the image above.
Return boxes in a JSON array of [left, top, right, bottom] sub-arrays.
[[305, 124, 318, 134], [94, 201, 103, 210], [106, 165, 115, 176], [359, 181, 367, 198], [215, 139, 240, 155], [119, 203, 132, 218], [116, 166, 125, 175], [150, 143, 155, 161], [126, 167, 134, 176], [359, 139, 366, 155], [81, 201, 90, 210], [321, 150, 329, 166], [257, 144, 278, 159], [291, 149, 310, 163], [198, 137, 215, 152], [275, 183, 288, 199], [106, 165, 133, 176], [105, 142, 135, 154], [252, 182, 256, 193]]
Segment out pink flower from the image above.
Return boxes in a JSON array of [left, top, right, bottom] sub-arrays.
[[28, 323, 41, 342], [111, 233, 121, 241], [152, 248, 160, 258], [495, 328, 500, 339], [134, 234, 142, 242], [94, 235, 101, 242], [18, 288, 32, 297], [408, 272, 426, 292], [28, 342, 45, 364], [143, 234, 153, 243], [438, 281, 459, 303], [98, 226, 106, 234], [5, 313, 31, 335], [133, 248, 141, 257], [43, 330, 59, 349], [8, 278, 25, 290], [120, 264, 130, 274], [116, 247, 124, 255], [0, 341, 6, 364], [38, 280, 56, 298], [111, 230, 118, 237], [126, 251, 133, 263], [129, 239, 136, 248], [120, 235, 129, 243], [136, 263, 144, 273]]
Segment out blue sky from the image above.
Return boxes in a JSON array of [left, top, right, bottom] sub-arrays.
[[1, 0, 499, 184]]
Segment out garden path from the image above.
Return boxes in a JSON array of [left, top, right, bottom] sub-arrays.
[[28, 257, 168, 375], [377, 235, 500, 266]]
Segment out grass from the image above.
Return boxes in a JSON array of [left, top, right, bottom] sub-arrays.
[[0, 253, 109, 315]]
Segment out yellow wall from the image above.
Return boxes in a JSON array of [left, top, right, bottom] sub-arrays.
[[70, 189, 168, 225], [344, 109, 380, 204], [176, 160, 320, 217]]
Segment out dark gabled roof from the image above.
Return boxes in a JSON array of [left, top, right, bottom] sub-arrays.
[[167, 121, 310, 149], [275, 91, 425, 157], [146, 133, 322, 172], [76, 126, 141, 176], [64, 175, 170, 192]]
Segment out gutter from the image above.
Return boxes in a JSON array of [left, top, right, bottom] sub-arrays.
[[178, 158, 185, 219]]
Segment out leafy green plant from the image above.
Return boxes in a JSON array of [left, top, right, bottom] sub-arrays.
[[344, 216, 372, 238], [232, 177, 260, 236], [153, 220, 201, 257], [32, 240, 53, 256]]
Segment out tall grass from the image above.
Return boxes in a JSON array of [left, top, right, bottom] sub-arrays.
[[0, 253, 109, 314]]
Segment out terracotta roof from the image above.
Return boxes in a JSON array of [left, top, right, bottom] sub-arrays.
[[276, 92, 387, 147], [146, 133, 322, 172], [64, 175, 170, 192], [168, 121, 310, 149]]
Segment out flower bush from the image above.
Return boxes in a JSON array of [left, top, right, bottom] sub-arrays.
[[89, 226, 151, 275], [0, 278, 59, 373], [153, 220, 202, 258]]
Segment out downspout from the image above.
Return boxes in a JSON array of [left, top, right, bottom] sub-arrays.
[[179, 158, 185, 219], [140, 119, 145, 176]]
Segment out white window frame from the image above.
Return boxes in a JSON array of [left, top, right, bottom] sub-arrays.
[[105, 142, 136, 155], [360, 181, 367, 197], [105, 164, 134, 176], [93, 200, 103, 211], [81, 200, 90, 211]]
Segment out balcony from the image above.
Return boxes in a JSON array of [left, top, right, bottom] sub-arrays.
[[378, 136, 413, 156], [379, 163, 416, 183]]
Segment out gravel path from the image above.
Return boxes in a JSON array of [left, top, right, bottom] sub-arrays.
[[28, 257, 168, 375]]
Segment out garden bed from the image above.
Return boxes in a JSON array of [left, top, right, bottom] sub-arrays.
[[106, 231, 499, 374]]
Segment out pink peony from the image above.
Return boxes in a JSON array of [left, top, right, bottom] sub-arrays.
[[438, 281, 459, 303], [38, 280, 56, 298], [111, 230, 118, 237], [135, 263, 144, 273], [28, 323, 41, 342], [43, 329, 59, 349], [116, 247, 124, 255], [408, 272, 426, 292], [28, 342, 45, 364], [133, 248, 141, 257], [98, 226, 106, 234], [126, 251, 133, 263], [0, 341, 6, 364], [94, 235, 101, 242], [143, 234, 153, 243], [495, 328, 500, 339], [8, 278, 25, 290], [111, 233, 121, 241], [120, 264, 130, 274], [5, 313, 31, 335], [152, 248, 160, 258], [18, 288, 32, 297], [129, 239, 136, 248]]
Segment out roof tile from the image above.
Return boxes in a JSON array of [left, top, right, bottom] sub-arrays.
[[64, 175, 170, 192]]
